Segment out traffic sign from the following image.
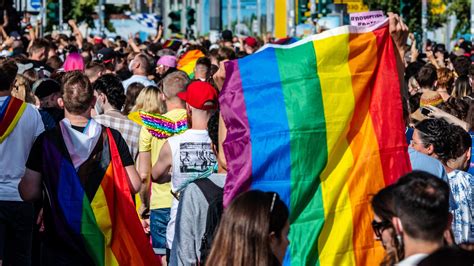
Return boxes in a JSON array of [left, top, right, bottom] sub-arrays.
[[30, 0, 41, 10]]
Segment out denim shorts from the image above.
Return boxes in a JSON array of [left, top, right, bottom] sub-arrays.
[[150, 208, 171, 249]]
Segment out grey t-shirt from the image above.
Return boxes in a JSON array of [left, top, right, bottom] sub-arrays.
[[170, 173, 226, 266]]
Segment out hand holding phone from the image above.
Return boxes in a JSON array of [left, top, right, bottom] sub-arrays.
[[420, 106, 432, 116]]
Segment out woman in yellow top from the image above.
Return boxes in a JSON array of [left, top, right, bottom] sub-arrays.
[[136, 84, 188, 257]]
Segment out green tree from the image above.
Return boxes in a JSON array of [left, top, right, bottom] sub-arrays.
[[363, 0, 470, 39], [447, 0, 470, 37], [68, 0, 97, 29], [362, 0, 448, 34], [47, 0, 123, 33]]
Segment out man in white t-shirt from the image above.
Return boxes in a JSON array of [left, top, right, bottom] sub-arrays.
[[0, 61, 44, 264], [151, 80, 218, 260], [122, 53, 156, 92]]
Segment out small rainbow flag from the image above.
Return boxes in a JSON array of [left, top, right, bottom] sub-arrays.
[[163, 39, 182, 51], [0, 96, 27, 143], [177, 49, 205, 78], [220, 20, 411, 265], [41, 128, 159, 265]]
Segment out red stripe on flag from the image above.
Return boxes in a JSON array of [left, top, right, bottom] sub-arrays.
[[103, 128, 160, 265], [370, 26, 412, 186]]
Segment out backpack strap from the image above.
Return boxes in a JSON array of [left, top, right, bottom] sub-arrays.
[[194, 178, 222, 204]]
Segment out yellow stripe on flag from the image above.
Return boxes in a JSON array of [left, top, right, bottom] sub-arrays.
[[313, 31, 356, 265], [91, 171, 119, 266]]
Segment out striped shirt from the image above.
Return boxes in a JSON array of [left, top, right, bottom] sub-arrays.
[[94, 110, 141, 160]]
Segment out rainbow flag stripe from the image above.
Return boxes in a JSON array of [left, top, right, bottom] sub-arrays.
[[163, 39, 182, 51], [220, 20, 411, 265], [0, 96, 27, 143], [42, 128, 159, 265], [177, 49, 205, 77]]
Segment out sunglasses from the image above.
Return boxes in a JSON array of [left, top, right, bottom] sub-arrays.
[[371, 220, 392, 239]]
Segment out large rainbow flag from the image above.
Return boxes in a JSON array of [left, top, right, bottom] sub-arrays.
[[41, 128, 159, 265], [220, 20, 411, 265]]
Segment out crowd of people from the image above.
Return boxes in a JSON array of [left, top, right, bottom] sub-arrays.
[[0, 12, 472, 266]]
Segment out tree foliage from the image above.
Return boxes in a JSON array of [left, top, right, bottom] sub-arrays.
[[47, 0, 123, 33], [68, 0, 97, 29], [362, 0, 470, 38], [447, 0, 471, 37]]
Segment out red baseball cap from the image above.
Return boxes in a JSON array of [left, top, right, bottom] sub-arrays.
[[177, 81, 218, 110], [244, 37, 257, 48]]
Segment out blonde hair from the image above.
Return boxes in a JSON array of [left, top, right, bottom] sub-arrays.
[[12, 74, 36, 104], [131, 86, 165, 114]]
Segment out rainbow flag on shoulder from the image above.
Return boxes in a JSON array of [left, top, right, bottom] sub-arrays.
[[41, 128, 159, 265], [220, 20, 411, 265]]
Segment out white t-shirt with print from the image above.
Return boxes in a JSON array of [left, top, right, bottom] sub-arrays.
[[0, 96, 44, 201], [165, 129, 216, 249]]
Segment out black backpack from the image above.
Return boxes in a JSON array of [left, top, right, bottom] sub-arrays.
[[194, 178, 223, 265]]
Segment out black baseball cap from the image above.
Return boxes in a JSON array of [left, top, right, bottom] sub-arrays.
[[32, 78, 60, 99], [96, 48, 116, 63]]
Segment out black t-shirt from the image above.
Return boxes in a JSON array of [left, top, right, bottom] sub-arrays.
[[26, 126, 134, 173], [25, 126, 134, 263]]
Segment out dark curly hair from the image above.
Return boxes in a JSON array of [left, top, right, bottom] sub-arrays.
[[437, 97, 471, 121], [415, 118, 469, 164], [92, 74, 126, 111]]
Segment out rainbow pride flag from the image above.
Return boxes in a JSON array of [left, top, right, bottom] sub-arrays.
[[220, 20, 411, 265], [177, 49, 205, 77], [0, 96, 27, 143], [163, 39, 182, 51], [41, 128, 159, 265]]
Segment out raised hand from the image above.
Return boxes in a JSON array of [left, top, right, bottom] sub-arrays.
[[388, 12, 409, 61]]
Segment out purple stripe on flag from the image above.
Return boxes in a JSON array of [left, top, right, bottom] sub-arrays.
[[219, 60, 253, 207]]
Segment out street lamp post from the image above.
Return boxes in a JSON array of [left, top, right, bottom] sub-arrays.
[[256, 0, 261, 35], [266, 0, 272, 34], [99, 0, 105, 35], [421, 0, 427, 47], [59, 0, 63, 31], [227, 0, 232, 30], [42, 0, 46, 36], [471, 0, 474, 40]]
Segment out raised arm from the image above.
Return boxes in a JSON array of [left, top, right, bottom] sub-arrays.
[[26, 25, 37, 53], [68, 19, 84, 50], [128, 34, 141, 53], [152, 25, 163, 44], [0, 26, 8, 43]]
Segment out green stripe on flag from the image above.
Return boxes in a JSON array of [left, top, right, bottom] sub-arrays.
[[275, 41, 328, 266], [81, 195, 105, 266]]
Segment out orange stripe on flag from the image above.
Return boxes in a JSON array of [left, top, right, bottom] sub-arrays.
[[347, 32, 386, 266]]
